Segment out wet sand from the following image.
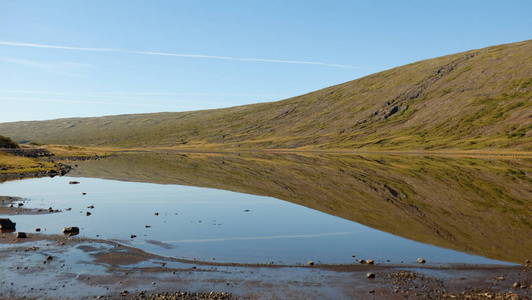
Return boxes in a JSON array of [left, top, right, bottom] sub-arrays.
[[0, 196, 62, 215], [0, 232, 530, 300]]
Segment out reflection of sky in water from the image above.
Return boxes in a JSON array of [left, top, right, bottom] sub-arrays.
[[0, 176, 512, 265]]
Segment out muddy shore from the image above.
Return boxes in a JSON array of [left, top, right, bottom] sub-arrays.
[[0, 232, 530, 300], [0, 196, 63, 215]]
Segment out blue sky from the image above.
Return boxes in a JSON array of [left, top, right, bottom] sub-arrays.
[[1, 0, 531, 122]]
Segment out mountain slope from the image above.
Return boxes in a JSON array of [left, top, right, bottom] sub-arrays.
[[1, 40, 531, 151]]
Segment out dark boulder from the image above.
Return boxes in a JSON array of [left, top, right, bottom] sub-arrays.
[[0, 218, 16, 231]]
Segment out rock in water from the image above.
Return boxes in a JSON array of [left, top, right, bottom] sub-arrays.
[[16, 232, 27, 238], [63, 227, 80, 236], [416, 258, 426, 264], [366, 273, 375, 279], [307, 261, 315, 266], [0, 218, 16, 231], [69, 181, 80, 184]]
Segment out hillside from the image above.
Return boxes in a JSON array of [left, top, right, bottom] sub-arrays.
[[1, 40, 531, 151]]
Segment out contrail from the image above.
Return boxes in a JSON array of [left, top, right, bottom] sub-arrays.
[[0, 41, 360, 69]]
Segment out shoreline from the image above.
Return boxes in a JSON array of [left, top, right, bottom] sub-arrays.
[[102, 147, 532, 158], [0, 232, 530, 299]]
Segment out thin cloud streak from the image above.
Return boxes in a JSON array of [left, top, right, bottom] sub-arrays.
[[0, 89, 284, 99], [0, 96, 179, 108], [0, 95, 243, 109], [0, 41, 362, 69], [0, 56, 93, 70]]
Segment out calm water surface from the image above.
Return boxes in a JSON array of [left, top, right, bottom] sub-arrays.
[[0, 174, 515, 265]]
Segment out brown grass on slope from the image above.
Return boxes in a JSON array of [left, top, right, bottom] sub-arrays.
[[0, 40, 530, 151]]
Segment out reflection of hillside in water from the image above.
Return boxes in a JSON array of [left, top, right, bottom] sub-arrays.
[[71, 152, 532, 263]]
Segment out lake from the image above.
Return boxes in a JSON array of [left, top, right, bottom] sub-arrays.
[[1, 152, 530, 266]]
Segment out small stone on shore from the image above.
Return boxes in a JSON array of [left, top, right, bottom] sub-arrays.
[[495, 276, 505, 281], [63, 227, 80, 236]]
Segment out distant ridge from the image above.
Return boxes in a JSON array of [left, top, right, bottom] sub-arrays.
[[1, 40, 531, 151]]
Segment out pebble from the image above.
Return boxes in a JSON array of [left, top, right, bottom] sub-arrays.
[[367, 272, 375, 279]]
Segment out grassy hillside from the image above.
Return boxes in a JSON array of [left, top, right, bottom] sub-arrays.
[[70, 152, 532, 263], [0, 40, 531, 151]]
